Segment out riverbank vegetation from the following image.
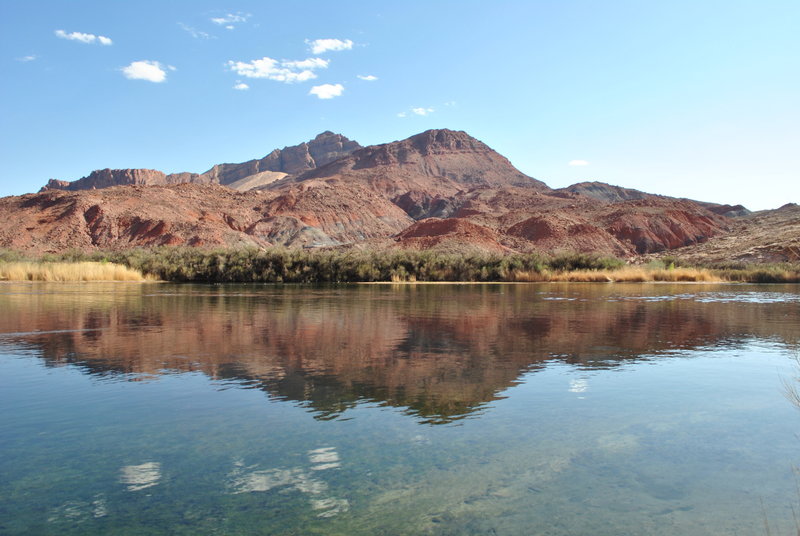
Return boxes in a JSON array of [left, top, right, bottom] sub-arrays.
[[1, 248, 798, 283]]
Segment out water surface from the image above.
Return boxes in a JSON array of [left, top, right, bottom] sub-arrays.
[[1, 282, 799, 535]]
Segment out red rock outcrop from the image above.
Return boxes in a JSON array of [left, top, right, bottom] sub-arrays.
[[40, 168, 206, 192], [395, 218, 510, 253]]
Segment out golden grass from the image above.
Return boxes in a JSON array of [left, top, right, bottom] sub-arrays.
[[510, 266, 722, 283], [0, 261, 150, 282]]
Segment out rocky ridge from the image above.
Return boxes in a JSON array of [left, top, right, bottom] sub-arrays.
[[40, 131, 361, 193]]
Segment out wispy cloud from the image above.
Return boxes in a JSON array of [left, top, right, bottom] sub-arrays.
[[121, 60, 169, 83], [16, 54, 37, 62], [568, 160, 589, 166], [228, 56, 328, 83], [55, 30, 112, 45], [211, 13, 250, 29], [411, 107, 434, 116], [397, 106, 435, 118], [233, 81, 249, 90], [178, 22, 212, 39], [357, 74, 378, 81], [306, 38, 353, 54], [309, 83, 344, 99]]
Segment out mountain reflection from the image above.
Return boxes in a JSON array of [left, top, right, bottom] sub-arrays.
[[1, 283, 798, 424]]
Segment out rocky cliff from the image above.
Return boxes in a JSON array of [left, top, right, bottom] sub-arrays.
[[200, 131, 361, 187]]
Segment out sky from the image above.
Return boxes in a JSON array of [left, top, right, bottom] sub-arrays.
[[1, 0, 798, 210]]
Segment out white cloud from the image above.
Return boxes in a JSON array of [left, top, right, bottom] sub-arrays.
[[357, 74, 378, 81], [309, 83, 344, 99], [283, 58, 329, 70], [306, 38, 353, 54], [179, 23, 212, 39], [233, 81, 249, 90], [55, 30, 112, 45], [397, 112, 407, 118], [412, 107, 435, 116], [121, 60, 168, 83], [568, 160, 589, 166], [16, 55, 37, 62], [211, 13, 250, 27], [227, 56, 328, 83]]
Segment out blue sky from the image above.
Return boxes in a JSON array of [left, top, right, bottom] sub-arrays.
[[1, 0, 798, 210]]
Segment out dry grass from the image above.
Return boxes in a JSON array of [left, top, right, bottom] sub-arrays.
[[510, 266, 721, 283], [506, 270, 549, 282], [0, 261, 150, 282]]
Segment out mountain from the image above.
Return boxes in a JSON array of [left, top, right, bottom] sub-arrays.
[[40, 131, 361, 193], [1, 128, 760, 257]]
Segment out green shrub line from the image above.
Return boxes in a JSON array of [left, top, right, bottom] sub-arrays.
[[1, 247, 797, 283], [1, 248, 623, 283]]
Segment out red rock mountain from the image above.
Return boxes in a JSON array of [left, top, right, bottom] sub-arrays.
[[3, 129, 740, 256]]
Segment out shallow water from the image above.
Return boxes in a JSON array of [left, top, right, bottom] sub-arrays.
[[1, 282, 799, 535]]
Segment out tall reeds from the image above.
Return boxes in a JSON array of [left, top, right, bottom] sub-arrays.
[[0, 261, 148, 282]]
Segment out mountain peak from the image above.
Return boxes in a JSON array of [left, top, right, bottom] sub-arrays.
[[294, 128, 549, 199], [407, 129, 486, 154], [312, 130, 338, 139]]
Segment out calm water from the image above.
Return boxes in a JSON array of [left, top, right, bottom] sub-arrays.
[[1, 282, 799, 535]]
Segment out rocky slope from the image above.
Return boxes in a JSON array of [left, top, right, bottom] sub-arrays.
[[0, 183, 412, 252], [1, 128, 758, 257], [652, 203, 800, 264]]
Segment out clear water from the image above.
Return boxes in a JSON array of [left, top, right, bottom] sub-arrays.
[[1, 282, 799, 535]]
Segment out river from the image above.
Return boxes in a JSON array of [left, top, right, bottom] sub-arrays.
[[1, 282, 799, 535]]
